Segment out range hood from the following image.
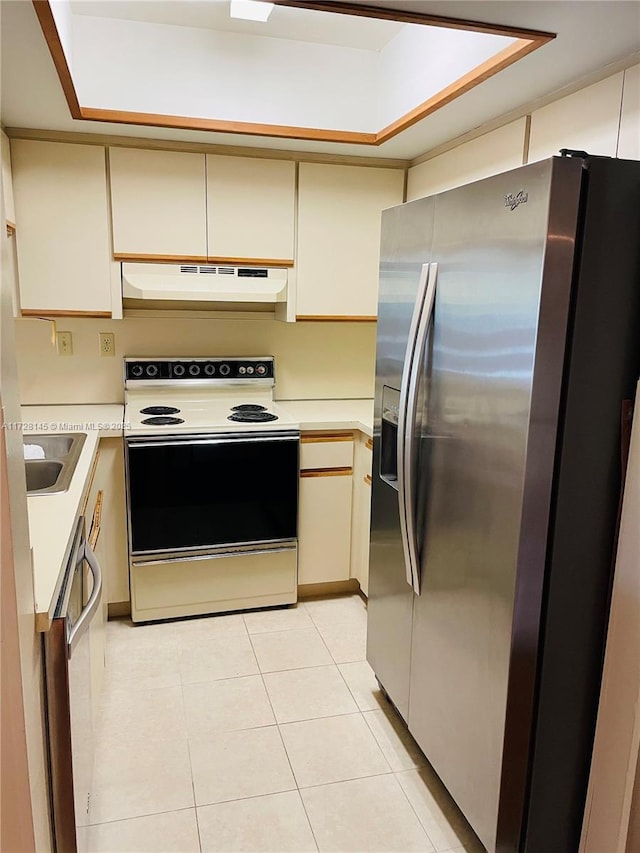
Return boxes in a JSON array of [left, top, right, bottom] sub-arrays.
[[121, 262, 288, 311]]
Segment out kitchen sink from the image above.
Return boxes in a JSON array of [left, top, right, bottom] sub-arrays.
[[25, 461, 64, 492], [23, 433, 87, 494]]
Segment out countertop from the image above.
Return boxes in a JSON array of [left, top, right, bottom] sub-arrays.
[[21, 405, 125, 631], [278, 398, 373, 436], [20, 400, 370, 630]]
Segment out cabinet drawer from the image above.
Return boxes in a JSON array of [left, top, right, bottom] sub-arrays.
[[300, 434, 353, 470]]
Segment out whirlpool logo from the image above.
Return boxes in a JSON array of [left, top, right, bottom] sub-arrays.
[[504, 190, 529, 211]]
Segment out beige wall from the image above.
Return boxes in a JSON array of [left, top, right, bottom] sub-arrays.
[[15, 315, 377, 405]]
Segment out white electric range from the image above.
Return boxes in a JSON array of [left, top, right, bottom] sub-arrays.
[[124, 357, 300, 623]]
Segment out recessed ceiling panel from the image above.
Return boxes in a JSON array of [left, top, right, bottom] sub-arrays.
[[33, 0, 555, 145]]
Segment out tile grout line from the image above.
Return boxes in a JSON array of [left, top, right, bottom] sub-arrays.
[[246, 629, 321, 852], [86, 805, 196, 829]]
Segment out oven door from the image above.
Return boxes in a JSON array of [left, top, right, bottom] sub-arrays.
[[126, 431, 299, 558]]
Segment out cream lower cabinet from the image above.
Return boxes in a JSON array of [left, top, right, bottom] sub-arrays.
[[83, 438, 129, 714], [11, 139, 112, 314], [295, 163, 404, 320], [298, 433, 354, 586], [80, 437, 129, 719], [350, 433, 373, 596]]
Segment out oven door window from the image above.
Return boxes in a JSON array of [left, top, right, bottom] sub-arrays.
[[127, 436, 299, 555]]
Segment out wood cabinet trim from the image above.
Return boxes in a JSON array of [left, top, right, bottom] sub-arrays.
[[21, 309, 111, 318], [208, 256, 294, 267], [114, 252, 294, 267], [296, 315, 378, 322], [300, 467, 353, 477], [114, 253, 208, 264], [88, 490, 103, 550], [301, 433, 354, 443]]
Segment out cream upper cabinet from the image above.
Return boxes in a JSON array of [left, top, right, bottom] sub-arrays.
[[406, 119, 526, 200], [527, 73, 624, 163], [11, 139, 112, 314], [296, 163, 404, 319], [206, 155, 295, 263], [109, 147, 207, 260]]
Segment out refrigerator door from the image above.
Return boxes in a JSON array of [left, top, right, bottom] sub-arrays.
[[367, 196, 435, 720], [407, 160, 581, 852]]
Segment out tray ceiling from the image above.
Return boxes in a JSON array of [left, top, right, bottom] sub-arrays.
[[32, 0, 552, 145], [2, 2, 638, 160]]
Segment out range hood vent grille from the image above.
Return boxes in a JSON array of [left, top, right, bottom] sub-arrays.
[[122, 261, 288, 308]]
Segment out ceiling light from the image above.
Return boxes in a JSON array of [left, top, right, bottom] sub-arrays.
[[230, 1, 274, 22]]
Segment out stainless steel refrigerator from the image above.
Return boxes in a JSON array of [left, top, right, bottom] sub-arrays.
[[367, 154, 640, 853]]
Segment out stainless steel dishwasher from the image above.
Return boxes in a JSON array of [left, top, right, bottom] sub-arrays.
[[43, 516, 103, 852]]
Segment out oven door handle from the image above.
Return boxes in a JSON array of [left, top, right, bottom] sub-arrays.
[[128, 434, 300, 449]]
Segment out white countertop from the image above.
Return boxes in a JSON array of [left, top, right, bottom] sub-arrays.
[[277, 399, 373, 436], [21, 405, 125, 631]]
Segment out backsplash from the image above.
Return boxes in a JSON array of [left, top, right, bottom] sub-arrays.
[[14, 316, 377, 404]]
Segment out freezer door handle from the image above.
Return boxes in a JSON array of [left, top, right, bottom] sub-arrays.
[[398, 262, 438, 595], [67, 541, 103, 659]]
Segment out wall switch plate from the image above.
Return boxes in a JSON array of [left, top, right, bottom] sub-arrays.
[[56, 331, 73, 356], [99, 332, 115, 357]]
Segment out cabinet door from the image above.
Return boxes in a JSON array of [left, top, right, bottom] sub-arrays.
[[11, 139, 112, 314], [350, 433, 373, 596], [527, 73, 624, 163], [206, 155, 295, 263], [109, 147, 207, 260], [298, 473, 353, 585], [296, 163, 404, 320]]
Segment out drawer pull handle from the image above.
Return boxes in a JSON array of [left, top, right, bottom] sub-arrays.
[[301, 467, 353, 478], [364, 474, 372, 486]]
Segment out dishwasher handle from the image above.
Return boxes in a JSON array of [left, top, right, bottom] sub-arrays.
[[67, 541, 102, 659]]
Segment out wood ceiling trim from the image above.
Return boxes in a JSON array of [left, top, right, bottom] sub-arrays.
[[32, 0, 81, 118], [271, 0, 556, 42], [32, 0, 555, 147], [78, 107, 378, 146], [376, 38, 544, 144]]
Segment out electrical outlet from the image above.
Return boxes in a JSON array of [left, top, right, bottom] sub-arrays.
[[56, 331, 73, 356], [99, 332, 115, 357]]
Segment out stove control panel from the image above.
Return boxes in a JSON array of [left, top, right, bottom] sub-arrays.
[[125, 357, 275, 383]]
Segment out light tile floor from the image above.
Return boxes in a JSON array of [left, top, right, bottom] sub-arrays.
[[88, 594, 485, 853]]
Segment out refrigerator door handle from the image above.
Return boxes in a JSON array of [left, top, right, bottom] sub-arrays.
[[398, 262, 438, 595], [398, 262, 430, 591], [67, 541, 103, 659]]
